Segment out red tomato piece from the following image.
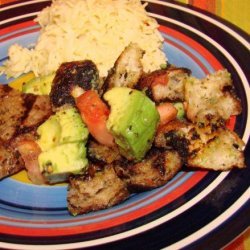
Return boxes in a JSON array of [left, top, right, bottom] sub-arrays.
[[76, 90, 115, 146], [16, 139, 46, 185], [157, 102, 178, 125], [152, 73, 168, 86]]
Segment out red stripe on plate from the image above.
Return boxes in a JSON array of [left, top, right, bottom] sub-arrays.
[[0, 28, 40, 42], [0, 20, 37, 36], [159, 26, 223, 71], [164, 37, 210, 74]]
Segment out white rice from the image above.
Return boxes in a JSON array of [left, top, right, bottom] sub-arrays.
[[1, 0, 166, 78]]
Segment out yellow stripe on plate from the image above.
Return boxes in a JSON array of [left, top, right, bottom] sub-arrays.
[[9, 72, 35, 90]]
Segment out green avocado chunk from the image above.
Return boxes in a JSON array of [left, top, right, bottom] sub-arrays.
[[37, 107, 89, 151], [39, 142, 88, 184], [173, 102, 185, 120], [22, 73, 55, 95], [104, 87, 159, 161], [37, 115, 61, 151], [36, 107, 89, 183]]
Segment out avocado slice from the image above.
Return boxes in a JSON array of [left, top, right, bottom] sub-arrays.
[[36, 107, 89, 183], [37, 115, 62, 151], [39, 142, 88, 184], [56, 107, 89, 144], [37, 107, 89, 151], [104, 87, 159, 161], [22, 73, 55, 95]]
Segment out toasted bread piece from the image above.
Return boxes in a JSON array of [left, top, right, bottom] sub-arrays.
[[67, 165, 129, 215], [104, 43, 144, 89], [87, 139, 122, 165], [187, 128, 245, 170], [154, 120, 245, 170], [137, 67, 190, 103], [185, 69, 241, 124], [115, 148, 182, 191], [0, 85, 29, 141]]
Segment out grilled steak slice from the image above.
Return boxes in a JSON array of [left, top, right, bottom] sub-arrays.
[[87, 139, 122, 165], [67, 164, 130, 215], [115, 148, 182, 192], [0, 85, 52, 140], [0, 85, 32, 141], [137, 67, 191, 103], [0, 140, 24, 179], [21, 95, 52, 130], [0, 85, 52, 179]]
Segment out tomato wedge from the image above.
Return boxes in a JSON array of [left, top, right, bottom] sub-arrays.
[[157, 102, 177, 125], [151, 72, 168, 86], [16, 139, 46, 185], [76, 90, 115, 146]]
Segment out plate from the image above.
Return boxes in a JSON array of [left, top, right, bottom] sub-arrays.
[[0, 0, 249, 249]]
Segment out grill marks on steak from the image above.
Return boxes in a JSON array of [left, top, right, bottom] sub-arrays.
[[0, 139, 24, 179], [0, 85, 52, 179], [0, 85, 31, 141], [21, 95, 52, 130]]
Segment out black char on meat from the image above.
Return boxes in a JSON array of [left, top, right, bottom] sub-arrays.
[[0, 85, 52, 179]]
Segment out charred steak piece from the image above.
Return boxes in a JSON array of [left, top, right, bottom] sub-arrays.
[[67, 164, 130, 215], [0, 139, 24, 179], [0, 85, 33, 141], [0, 85, 52, 140], [21, 95, 52, 130], [0, 85, 52, 179], [115, 148, 182, 192]]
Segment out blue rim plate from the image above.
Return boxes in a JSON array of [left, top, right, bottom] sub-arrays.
[[0, 1, 249, 249]]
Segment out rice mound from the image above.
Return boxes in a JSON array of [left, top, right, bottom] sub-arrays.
[[1, 0, 167, 78]]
